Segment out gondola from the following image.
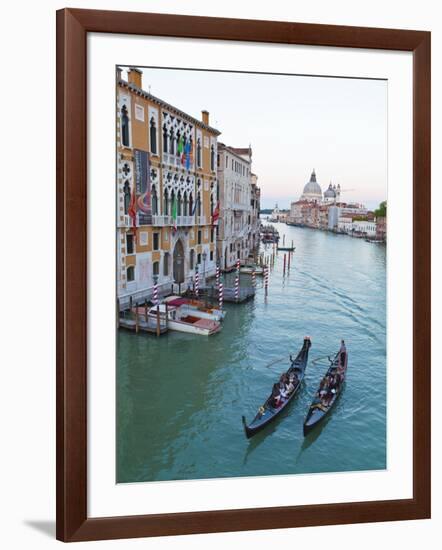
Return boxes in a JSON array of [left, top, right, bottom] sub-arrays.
[[242, 337, 311, 438], [277, 246, 296, 252], [303, 344, 348, 436]]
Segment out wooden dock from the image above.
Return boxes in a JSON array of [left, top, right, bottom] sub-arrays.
[[118, 309, 169, 336]]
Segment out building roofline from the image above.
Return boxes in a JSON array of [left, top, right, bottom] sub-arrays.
[[218, 142, 252, 164], [118, 79, 222, 136]]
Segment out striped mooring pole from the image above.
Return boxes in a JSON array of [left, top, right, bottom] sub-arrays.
[[264, 265, 269, 295], [234, 272, 240, 301], [219, 281, 224, 311], [216, 262, 220, 289], [252, 268, 256, 288], [195, 267, 199, 298], [153, 277, 159, 305]]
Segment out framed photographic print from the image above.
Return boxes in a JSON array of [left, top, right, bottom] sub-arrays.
[[56, 8, 431, 542]]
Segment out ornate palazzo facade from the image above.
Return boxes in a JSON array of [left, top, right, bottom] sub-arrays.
[[117, 68, 220, 306]]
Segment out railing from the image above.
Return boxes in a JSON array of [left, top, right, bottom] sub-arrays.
[[196, 215, 207, 225], [163, 153, 194, 171], [152, 215, 195, 227], [176, 215, 195, 226], [152, 215, 172, 226]]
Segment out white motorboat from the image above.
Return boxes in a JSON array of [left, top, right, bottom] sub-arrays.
[[146, 304, 221, 336], [163, 296, 226, 321]]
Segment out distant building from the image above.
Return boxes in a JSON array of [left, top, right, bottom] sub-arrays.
[[300, 169, 322, 202], [217, 144, 260, 270], [270, 203, 289, 222], [352, 220, 377, 238]]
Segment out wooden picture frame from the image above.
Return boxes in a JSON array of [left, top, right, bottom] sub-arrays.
[[56, 8, 431, 542]]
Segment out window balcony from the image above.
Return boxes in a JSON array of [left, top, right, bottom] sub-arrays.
[[176, 215, 195, 226], [196, 215, 207, 225], [152, 215, 172, 226]]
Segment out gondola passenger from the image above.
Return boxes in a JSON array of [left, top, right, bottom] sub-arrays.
[[271, 383, 282, 407]]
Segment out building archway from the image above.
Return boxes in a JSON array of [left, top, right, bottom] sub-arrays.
[[173, 239, 185, 285]]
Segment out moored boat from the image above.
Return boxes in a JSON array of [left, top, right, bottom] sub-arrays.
[[277, 246, 296, 252], [163, 296, 225, 321], [147, 304, 221, 336], [239, 265, 265, 275], [303, 343, 348, 436], [242, 337, 311, 438]]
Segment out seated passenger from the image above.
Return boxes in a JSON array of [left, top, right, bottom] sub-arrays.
[[271, 383, 282, 407]]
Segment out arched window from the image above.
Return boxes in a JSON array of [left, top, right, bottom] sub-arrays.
[[126, 265, 135, 282], [163, 124, 168, 153], [152, 186, 158, 215], [189, 193, 193, 217], [197, 191, 202, 217], [169, 128, 175, 155], [210, 145, 215, 171], [189, 249, 195, 270], [170, 190, 175, 217], [210, 195, 214, 216], [196, 138, 202, 168], [121, 105, 129, 147], [150, 117, 157, 154], [177, 191, 182, 216], [123, 181, 131, 214], [163, 190, 169, 216], [183, 191, 188, 216]]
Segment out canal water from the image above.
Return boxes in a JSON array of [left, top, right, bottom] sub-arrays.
[[117, 223, 386, 483]]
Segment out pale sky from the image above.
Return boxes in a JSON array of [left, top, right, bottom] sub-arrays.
[[123, 67, 387, 210]]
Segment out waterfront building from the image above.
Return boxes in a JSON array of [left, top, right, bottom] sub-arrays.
[[117, 67, 220, 305], [250, 174, 261, 251], [269, 203, 289, 222], [376, 216, 387, 241], [352, 220, 377, 238], [338, 216, 353, 234], [217, 144, 260, 270]]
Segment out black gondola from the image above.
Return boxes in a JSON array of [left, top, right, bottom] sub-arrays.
[[303, 344, 348, 436], [242, 337, 311, 438], [277, 246, 296, 252]]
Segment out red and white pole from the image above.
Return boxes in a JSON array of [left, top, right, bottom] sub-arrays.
[[219, 281, 224, 311], [234, 272, 240, 301], [264, 265, 269, 295], [195, 268, 199, 298], [216, 263, 220, 289], [153, 278, 159, 305]]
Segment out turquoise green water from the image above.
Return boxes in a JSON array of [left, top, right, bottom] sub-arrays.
[[117, 223, 386, 483]]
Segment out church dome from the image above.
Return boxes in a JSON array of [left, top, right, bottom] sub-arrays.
[[324, 183, 336, 198], [302, 169, 322, 200]]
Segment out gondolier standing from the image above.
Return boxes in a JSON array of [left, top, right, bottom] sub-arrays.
[[339, 339, 346, 365]]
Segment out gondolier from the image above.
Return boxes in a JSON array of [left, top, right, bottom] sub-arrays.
[[339, 339, 346, 365]]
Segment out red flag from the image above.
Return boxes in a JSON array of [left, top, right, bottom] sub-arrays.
[[128, 188, 137, 234], [211, 201, 220, 226]]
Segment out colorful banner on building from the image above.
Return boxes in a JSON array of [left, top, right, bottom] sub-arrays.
[[134, 149, 152, 225]]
